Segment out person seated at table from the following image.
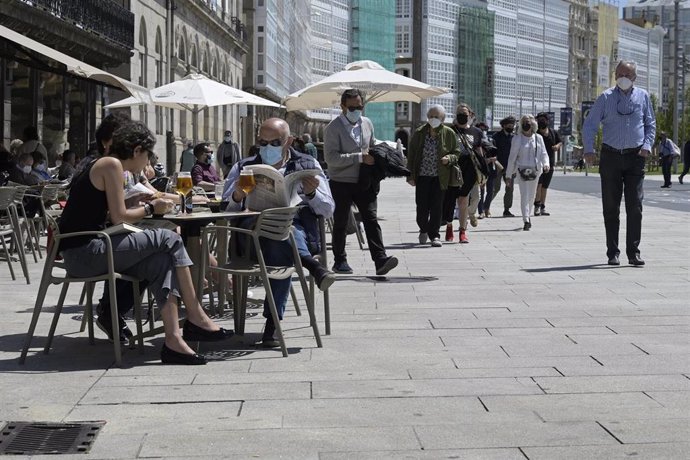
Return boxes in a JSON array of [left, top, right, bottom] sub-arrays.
[[191, 143, 221, 192], [57, 150, 77, 181], [223, 117, 336, 348], [8, 152, 42, 217], [58, 121, 233, 365], [31, 151, 52, 182]]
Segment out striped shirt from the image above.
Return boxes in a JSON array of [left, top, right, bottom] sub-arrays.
[[583, 86, 656, 153]]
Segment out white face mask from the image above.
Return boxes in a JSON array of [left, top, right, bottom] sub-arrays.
[[428, 118, 442, 129], [36, 163, 46, 171], [22, 165, 32, 174], [616, 77, 633, 91], [224, 136, 231, 143]]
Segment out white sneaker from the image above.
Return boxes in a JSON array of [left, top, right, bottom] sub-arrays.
[[418, 232, 428, 244], [430, 238, 442, 247], [469, 214, 478, 227]]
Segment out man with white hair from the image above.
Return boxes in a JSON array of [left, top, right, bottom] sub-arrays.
[[406, 104, 461, 247], [583, 60, 655, 267]]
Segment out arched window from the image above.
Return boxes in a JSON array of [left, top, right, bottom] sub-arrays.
[[154, 27, 164, 134], [177, 27, 187, 61], [190, 44, 198, 69], [201, 48, 208, 74], [138, 18, 148, 125], [138, 18, 147, 87]]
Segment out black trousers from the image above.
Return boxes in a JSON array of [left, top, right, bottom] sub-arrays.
[[599, 151, 645, 259], [330, 180, 386, 265], [680, 150, 690, 178], [442, 186, 461, 224], [415, 176, 444, 240], [661, 155, 673, 186]]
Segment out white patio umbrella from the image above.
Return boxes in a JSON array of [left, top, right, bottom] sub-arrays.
[[105, 73, 281, 141], [283, 60, 448, 111]]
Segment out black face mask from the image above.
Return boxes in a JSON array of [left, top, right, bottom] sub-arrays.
[[456, 113, 469, 125], [504, 126, 514, 133], [522, 123, 532, 132], [537, 120, 548, 129]]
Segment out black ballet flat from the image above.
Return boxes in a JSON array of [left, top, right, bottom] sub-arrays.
[[182, 321, 234, 342], [161, 344, 207, 365]]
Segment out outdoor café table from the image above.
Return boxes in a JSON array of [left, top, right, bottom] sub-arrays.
[[148, 210, 258, 304]]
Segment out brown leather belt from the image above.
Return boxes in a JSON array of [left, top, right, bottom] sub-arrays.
[[602, 144, 641, 155]]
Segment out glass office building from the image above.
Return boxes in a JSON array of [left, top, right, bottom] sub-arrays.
[[352, 0, 396, 140]]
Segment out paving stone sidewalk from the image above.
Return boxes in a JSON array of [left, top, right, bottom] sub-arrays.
[[0, 173, 688, 459]]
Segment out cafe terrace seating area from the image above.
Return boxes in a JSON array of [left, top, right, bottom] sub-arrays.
[[1, 176, 333, 367]]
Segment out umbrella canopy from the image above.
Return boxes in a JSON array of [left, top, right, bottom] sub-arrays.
[[283, 60, 448, 112], [105, 73, 280, 111]]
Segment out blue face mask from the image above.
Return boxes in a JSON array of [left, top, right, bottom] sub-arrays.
[[260, 145, 283, 165], [346, 110, 362, 124]]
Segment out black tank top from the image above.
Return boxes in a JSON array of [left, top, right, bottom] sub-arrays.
[[58, 160, 109, 251]]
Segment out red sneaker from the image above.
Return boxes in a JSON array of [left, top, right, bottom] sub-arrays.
[[445, 224, 454, 242], [459, 229, 469, 244]]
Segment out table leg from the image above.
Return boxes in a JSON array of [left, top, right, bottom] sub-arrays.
[[215, 220, 228, 316], [185, 235, 204, 304]]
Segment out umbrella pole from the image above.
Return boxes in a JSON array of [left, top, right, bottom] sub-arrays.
[[192, 105, 199, 144]]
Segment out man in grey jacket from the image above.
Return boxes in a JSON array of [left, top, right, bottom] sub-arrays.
[[324, 89, 398, 276]]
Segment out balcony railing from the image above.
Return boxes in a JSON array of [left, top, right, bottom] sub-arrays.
[[25, 0, 134, 50], [195, 0, 248, 45]]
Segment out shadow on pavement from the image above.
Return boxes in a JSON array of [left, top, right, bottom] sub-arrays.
[[335, 275, 438, 283], [523, 264, 622, 272]]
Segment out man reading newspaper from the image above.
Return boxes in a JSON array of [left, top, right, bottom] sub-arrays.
[[222, 118, 336, 348]]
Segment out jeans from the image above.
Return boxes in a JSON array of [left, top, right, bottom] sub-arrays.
[[415, 176, 444, 240], [259, 222, 311, 320], [661, 155, 673, 186], [62, 228, 192, 309], [493, 172, 514, 211], [599, 152, 645, 259], [330, 180, 386, 265], [479, 175, 497, 214]]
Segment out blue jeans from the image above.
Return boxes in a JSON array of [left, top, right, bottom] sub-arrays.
[[260, 222, 311, 320]]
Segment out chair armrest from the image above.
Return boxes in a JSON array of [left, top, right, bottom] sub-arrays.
[[54, 230, 112, 242]]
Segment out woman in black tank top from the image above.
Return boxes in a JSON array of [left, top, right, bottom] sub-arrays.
[[60, 121, 233, 365]]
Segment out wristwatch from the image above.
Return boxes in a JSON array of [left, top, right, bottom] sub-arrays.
[[144, 203, 154, 216]]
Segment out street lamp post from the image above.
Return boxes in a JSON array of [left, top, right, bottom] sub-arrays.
[[672, 0, 680, 145]]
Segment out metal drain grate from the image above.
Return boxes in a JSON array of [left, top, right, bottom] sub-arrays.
[[0, 421, 105, 455]]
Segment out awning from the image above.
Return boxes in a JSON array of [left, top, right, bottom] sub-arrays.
[[0, 24, 147, 100]]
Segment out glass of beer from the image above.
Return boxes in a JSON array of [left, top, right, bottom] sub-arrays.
[[238, 170, 256, 195], [176, 172, 193, 213]]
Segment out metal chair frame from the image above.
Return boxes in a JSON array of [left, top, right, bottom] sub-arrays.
[[19, 219, 143, 367], [202, 207, 322, 357]]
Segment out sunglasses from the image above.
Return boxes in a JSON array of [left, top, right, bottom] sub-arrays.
[[346, 106, 364, 112], [258, 138, 284, 147]]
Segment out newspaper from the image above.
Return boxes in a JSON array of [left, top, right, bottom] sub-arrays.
[[243, 164, 318, 211], [124, 182, 155, 200]]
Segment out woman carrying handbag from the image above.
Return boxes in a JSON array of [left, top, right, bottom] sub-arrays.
[[505, 114, 550, 231]]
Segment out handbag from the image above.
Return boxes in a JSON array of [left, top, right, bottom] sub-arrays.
[[447, 164, 463, 188], [517, 137, 538, 181], [518, 168, 537, 181], [458, 132, 488, 186]]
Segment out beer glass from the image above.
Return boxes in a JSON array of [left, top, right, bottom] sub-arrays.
[[214, 181, 226, 200], [238, 170, 256, 195], [176, 172, 193, 213]]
